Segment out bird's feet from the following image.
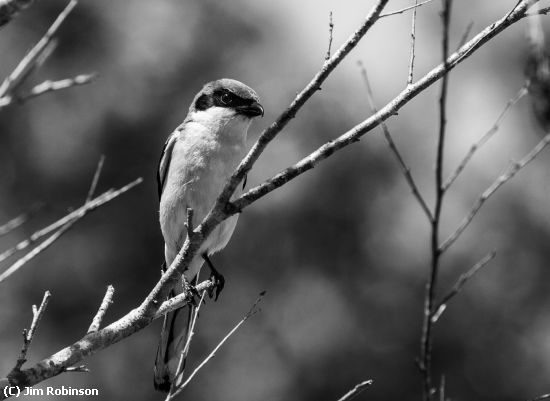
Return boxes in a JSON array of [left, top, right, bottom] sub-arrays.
[[202, 254, 225, 301], [183, 277, 200, 307]]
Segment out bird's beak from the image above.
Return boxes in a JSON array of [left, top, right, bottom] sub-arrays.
[[237, 101, 264, 118]]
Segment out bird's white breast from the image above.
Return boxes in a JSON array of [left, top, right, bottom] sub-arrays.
[[159, 107, 250, 277]]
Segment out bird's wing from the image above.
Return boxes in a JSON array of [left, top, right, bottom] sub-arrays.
[[157, 130, 179, 200]]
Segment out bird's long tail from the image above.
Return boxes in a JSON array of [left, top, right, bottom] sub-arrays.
[[154, 302, 194, 392], [153, 267, 195, 393]]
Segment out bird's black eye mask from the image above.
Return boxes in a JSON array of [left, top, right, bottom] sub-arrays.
[[195, 89, 254, 111]]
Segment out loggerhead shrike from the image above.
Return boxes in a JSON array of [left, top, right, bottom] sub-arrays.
[[154, 79, 263, 392]]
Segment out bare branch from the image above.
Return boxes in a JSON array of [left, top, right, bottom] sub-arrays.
[[14, 291, 51, 370], [0, 203, 43, 237], [0, 0, 34, 28], [431, 251, 496, 322], [0, 221, 75, 283], [407, 0, 419, 85], [0, 0, 77, 98], [0, 74, 98, 109], [443, 83, 528, 191], [154, 280, 214, 319], [457, 21, 474, 50], [0, 178, 142, 266], [358, 61, 432, 221], [440, 132, 550, 253], [136, 0, 392, 333], [325, 11, 334, 61], [63, 365, 89, 373], [167, 291, 266, 400], [336, 380, 373, 401], [0, 1, 541, 392], [228, 0, 540, 215], [86, 155, 106, 203], [528, 394, 550, 401], [87, 285, 115, 334], [379, 0, 436, 18], [167, 290, 207, 397], [206, 0, 390, 227], [420, 1, 452, 397]]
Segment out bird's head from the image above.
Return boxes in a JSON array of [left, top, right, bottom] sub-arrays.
[[189, 78, 264, 120]]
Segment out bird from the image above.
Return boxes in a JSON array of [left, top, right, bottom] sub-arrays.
[[153, 78, 264, 392]]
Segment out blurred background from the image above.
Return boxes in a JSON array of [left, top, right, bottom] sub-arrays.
[[1, 0, 550, 400]]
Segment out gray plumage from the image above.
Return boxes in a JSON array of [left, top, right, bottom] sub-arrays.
[[154, 79, 263, 392]]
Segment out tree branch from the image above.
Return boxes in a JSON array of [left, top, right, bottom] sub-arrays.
[[443, 82, 529, 191], [0, 1, 540, 394], [0, 178, 142, 267], [0, 0, 77, 99], [325, 11, 334, 61], [167, 291, 265, 400], [87, 285, 115, 334], [227, 0, 540, 215], [379, 0, 436, 18], [0, 74, 98, 109], [358, 60, 432, 221], [13, 291, 51, 371], [407, 0, 419, 86], [528, 394, 550, 401], [0, 203, 43, 237], [336, 380, 373, 401], [440, 131, 550, 253], [431, 251, 496, 322], [420, 1, 452, 397]]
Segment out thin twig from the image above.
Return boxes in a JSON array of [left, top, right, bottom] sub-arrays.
[[167, 291, 266, 400], [431, 251, 496, 323], [443, 83, 529, 191], [407, 0, 419, 85], [0, 221, 75, 283], [0, 203, 43, 237], [87, 285, 115, 334], [137, 0, 393, 328], [2, 1, 540, 392], [358, 61, 432, 221], [505, 0, 524, 21], [325, 11, 334, 61], [456, 21, 474, 50], [420, 1, 452, 398], [14, 291, 51, 370], [0, 74, 98, 109], [205, 0, 390, 233], [167, 290, 207, 398], [86, 154, 106, 203], [0, 178, 142, 266], [180, 291, 206, 359], [228, 1, 540, 216], [527, 394, 550, 401], [439, 376, 445, 401], [440, 131, 550, 253], [0, 0, 78, 98], [154, 280, 215, 318], [336, 380, 373, 401], [379, 0, 436, 18], [64, 365, 89, 373]]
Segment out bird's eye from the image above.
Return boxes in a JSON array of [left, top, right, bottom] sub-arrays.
[[220, 92, 233, 105]]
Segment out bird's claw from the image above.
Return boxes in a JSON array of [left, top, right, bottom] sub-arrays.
[[208, 271, 225, 301], [184, 284, 200, 307]]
